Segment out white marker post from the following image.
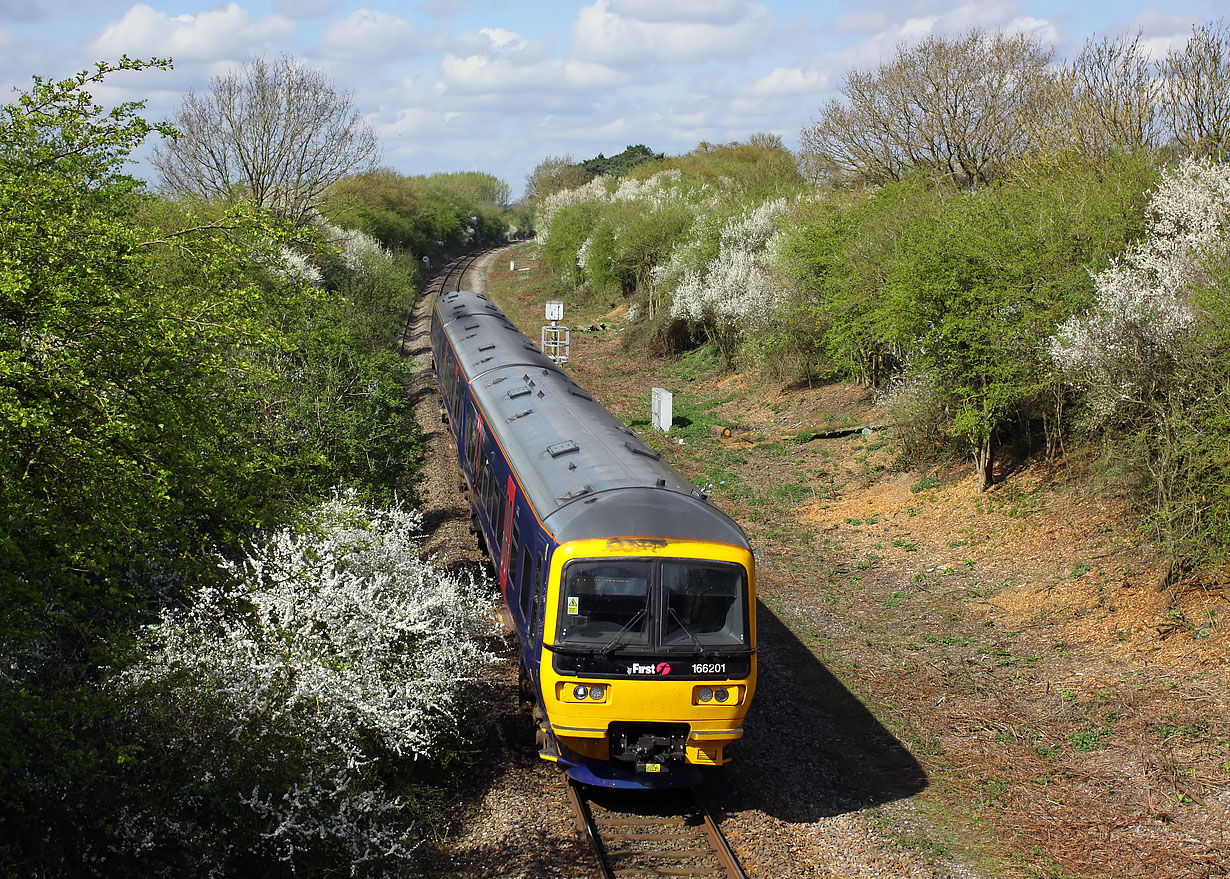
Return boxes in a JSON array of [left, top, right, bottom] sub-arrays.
[[651, 388, 673, 432]]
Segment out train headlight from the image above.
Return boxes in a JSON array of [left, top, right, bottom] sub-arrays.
[[714, 687, 730, 703], [698, 686, 714, 703], [573, 684, 589, 700], [588, 685, 606, 701]]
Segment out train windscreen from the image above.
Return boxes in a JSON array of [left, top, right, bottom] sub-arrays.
[[555, 560, 748, 650], [557, 562, 652, 646], [661, 562, 747, 648]]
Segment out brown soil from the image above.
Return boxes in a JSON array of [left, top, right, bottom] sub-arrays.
[[477, 243, 1230, 879]]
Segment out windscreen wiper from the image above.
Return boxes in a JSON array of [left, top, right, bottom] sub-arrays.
[[600, 607, 648, 655], [542, 642, 603, 656], [667, 607, 708, 656]]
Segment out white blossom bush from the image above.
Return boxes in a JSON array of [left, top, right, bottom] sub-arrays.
[[275, 244, 325, 286], [1049, 157, 1230, 421], [667, 198, 790, 358], [535, 169, 687, 243], [111, 493, 496, 875], [319, 221, 392, 276]]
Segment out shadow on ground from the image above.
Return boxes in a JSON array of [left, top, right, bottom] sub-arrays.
[[715, 599, 927, 822]]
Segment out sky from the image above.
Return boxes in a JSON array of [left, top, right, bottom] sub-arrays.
[[1, 0, 1223, 198]]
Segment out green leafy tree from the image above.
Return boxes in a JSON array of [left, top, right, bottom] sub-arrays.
[[579, 144, 664, 178], [1, 58, 429, 870], [879, 157, 1155, 490]]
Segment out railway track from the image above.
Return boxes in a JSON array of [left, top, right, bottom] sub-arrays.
[[435, 250, 488, 294], [402, 249, 491, 347], [566, 780, 749, 879]]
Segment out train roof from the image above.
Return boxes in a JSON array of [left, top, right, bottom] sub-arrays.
[[435, 291, 748, 550], [433, 289, 563, 377]]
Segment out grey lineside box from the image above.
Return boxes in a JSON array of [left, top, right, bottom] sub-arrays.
[[651, 388, 673, 432]]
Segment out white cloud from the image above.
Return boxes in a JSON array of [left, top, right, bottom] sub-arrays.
[[826, 1, 1063, 71], [479, 27, 524, 50], [1003, 16, 1059, 46], [90, 3, 296, 63], [450, 26, 550, 61], [739, 65, 830, 98], [571, 0, 774, 64], [439, 51, 628, 95], [601, 0, 764, 27], [318, 8, 423, 60], [1121, 11, 1203, 61]]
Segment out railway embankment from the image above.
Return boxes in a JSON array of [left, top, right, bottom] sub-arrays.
[[442, 242, 1229, 879]]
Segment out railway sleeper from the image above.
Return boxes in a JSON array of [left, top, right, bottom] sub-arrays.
[[610, 869, 722, 878]]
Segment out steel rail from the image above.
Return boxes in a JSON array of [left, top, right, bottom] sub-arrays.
[[567, 778, 617, 879], [693, 787, 749, 879], [565, 778, 748, 879]]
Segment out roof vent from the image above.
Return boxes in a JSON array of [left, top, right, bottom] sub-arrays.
[[656, 478, 666, 487], [477, 343, 495, 352], [507, 386, 531, 399], [568, 387, 594, 402], [547, 440, 580, 458], [624, 441, 661, 461], [558, 485, 594, 501], [508, 409, 533, 422]]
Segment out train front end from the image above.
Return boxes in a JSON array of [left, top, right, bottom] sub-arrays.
[[537, 537, 756, 789]]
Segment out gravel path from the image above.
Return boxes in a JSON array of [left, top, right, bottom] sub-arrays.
[[404, 250, 984, 879]]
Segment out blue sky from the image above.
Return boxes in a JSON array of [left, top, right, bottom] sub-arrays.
[[1, 1, 1222, 197]]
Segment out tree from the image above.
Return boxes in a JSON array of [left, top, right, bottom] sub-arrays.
[[800, 29, 1064, 187], [153, 54, 378, 226], [579, 144, 664, 178], [1050, 157, 1230, 562], [427, 170, 512, 207], [524, 154, 589, 208], [1160, 20, 1230, 158], [1066, 32, 1161, 155]]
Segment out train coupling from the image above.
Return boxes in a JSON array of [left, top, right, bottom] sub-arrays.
[[610, 723, 688, 772]]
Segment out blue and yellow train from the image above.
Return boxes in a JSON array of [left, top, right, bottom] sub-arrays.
[[430, 290, 756, 789]]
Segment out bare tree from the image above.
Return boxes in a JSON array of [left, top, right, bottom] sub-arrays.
[[1160, 20, 1230, 158], [524, 154, 589, 207], [1067, 32, 1160, 154], [800, 30, 1063, 187], [154, 55, 378, 226]]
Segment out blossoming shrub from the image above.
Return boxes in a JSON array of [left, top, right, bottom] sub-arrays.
[[533, 141, 806, 359], [1050, 157, 1230, 559], [1050, 157, 1230, 422], [111, 494, 495, 875], [667, 198, 790, 362]]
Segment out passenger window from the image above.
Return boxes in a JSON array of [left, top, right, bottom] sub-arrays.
[[519, 547, 533, 620], [530, 552, 544, 638], [509, 520, 520, 582]]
